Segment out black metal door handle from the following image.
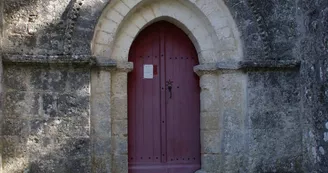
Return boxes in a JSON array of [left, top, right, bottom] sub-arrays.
[[168, 85, 172, 98], [166, 80, 173, 99]]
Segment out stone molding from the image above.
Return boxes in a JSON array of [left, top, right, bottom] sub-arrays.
[[2, 54, 98, 66], [2, 54, 135, 73], [2, 55, 299, 72], [194, 60, 301, 75]]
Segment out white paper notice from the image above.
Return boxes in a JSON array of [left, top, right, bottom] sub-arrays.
[[143, 64, 153, 79]]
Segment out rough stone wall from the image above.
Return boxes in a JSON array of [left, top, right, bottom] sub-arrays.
[[226, 0, 328, 172], [299, 1, 328, 172], [2, 65, 90, 172], [247, 70, 302, 172], [0, 0, 328, 173], [225, 0, 302, 172], [1, 0, 108, 55]]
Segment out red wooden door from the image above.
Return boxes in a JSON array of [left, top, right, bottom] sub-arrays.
[[128, 21, 200, 173]]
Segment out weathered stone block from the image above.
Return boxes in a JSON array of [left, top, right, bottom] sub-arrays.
[[248, 127, 303, 172], [112, 154, 128, 173], [249, 108, 301, 130], [2, 119, 29, 136], [51, 117, 89, 138], [67, 68, 90, 93], [221, 128, 245, 155], [92, 115, 111, 138], [2, 155, 29, 173], [4, 66, 29, 91], [201, 130, 221, 154], [111, 96, 128, 120], [30, 116, 89, 140], [200, 112, 221, 130], [200, 90, 219, 112], [94, 30, 115, 45], [29, 157, 91, 173], [111, 72, 127, 97], [91, 70, 111, 94], [27, 136, 53, 158], [112, 136, 128, 154], [30, 119, 48, 137], [30, 68, 68, 92], [91, 93, 110, 117], [42, 93, 58, 117], [54, 137, 91, 159], [106, 8, 124, 24], [28, 159, 61, 173], [92, 136, 111, 157], [4, 91, 26, 118], [112, 120, 127, 136], [248, 71, 300, 111], [221, 153, 247, 173], [1, 136, 29, 172], [92, 156, 111, 173], [223, 108, 244, 131], [57, 94, 89, 117], [1, 136, 17, 161], [202, 154, 221, 172]]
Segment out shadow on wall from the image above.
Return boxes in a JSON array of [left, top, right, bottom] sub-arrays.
[[2, 65, 92, 172], [1, 0, 111, 172], [2, 0, 106, 55]]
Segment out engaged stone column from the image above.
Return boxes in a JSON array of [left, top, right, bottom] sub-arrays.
[[217, 71, 248, 172], [91, 69, 112, 173], [90, 60, 132, 173], [194, 63, 248, 173], [110, 62, 133, 173], [195, 66, 222, 173]]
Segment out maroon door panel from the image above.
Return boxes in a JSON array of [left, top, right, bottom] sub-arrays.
[[128, 21, 200, 173]]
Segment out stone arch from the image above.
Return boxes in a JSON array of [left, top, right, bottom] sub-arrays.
[[90, 0, 247, 173], [91, 0, 243, 63]]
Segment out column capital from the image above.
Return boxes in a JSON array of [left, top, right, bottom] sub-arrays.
[[193, 63, 218, 76]]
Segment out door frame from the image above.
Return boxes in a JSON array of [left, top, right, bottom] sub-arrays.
[[91, 1, 246, 172]]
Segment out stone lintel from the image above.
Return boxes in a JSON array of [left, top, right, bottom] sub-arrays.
[[194, 60, 300, 75]]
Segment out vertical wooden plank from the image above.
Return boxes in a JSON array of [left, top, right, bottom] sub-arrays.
[[151, 24, 161, 163], [135, 33, 144, 162], [143, 27, 153, 162], [165, 23, 175, 163], [160, 22, 167, 163], [128, 38, 136, 163]]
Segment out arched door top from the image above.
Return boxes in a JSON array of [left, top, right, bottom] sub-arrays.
[[92, 0, 242, 63]]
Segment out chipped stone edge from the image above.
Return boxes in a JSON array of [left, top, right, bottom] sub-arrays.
[[194, 60, 301, 75]]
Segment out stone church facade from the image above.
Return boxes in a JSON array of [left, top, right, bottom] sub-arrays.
[[0, 0, 327, 172]]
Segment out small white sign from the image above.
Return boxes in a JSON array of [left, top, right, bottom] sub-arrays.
[[143, 64, 153, 79]]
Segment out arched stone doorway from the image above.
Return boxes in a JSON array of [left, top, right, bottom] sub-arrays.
[[91, 0, 247, 172], [128, 21, 201, 173]]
